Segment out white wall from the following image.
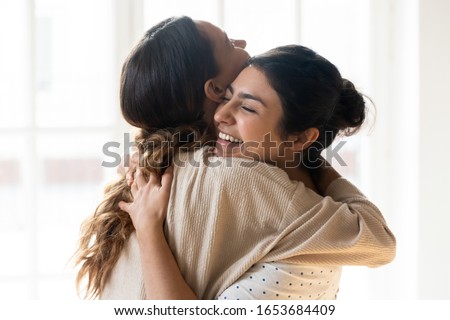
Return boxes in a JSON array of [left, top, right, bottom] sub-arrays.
[[418, 0, 450, 299], [363, 0, 421, 299], [362, 0, 450, 300]]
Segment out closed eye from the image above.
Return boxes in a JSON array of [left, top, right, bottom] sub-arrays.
[[242, 105, 256, 113]]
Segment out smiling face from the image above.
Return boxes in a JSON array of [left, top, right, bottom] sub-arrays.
[[195, 21, 250, 127], [195, 20, 250, 91], [214, 66, 298, 166]]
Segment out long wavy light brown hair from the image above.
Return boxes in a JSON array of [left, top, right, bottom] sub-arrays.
[[73, 16, 217, 299]]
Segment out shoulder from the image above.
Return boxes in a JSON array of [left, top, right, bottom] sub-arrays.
[[325, 177, 368, 200], [174, 148, 299, 193]]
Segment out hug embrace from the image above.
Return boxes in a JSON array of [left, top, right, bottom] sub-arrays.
[[74, 16, 396, 300]]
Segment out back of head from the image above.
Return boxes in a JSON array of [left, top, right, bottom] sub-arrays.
[[74, 16, 219, 299], [121, 16, 219, 173], [248, 45, 366, 164], [120, 16, 218, 132]]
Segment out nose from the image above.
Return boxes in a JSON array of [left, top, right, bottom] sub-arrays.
[[214, 102, 235, 125], [231, 39, 247, 49]]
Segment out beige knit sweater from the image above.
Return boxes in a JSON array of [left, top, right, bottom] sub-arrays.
[[102, 149, 396, 300]]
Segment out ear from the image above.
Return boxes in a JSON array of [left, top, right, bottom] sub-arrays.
[[204, 79, 225, 103], [288, 128, 320, 152]]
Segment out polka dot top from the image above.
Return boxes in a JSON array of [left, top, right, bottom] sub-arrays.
[[217, 262, 341, 300]]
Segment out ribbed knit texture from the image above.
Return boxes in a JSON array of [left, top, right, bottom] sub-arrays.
[[101, 148, 395, 300], [101, 232, 146, 299]]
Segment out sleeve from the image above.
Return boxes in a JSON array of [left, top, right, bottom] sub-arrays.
[[323, 177, 394, 236], [265, 177, 396, 268], [216, 262, 341, 300], [323, 177, 397, 264]]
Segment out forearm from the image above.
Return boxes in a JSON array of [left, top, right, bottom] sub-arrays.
[[137, 228, 197, 300], [279, 177, 396, 267], [119, 166, 193, 299]]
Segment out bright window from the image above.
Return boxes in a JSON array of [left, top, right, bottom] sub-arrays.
[[0, 0, 118, 299]]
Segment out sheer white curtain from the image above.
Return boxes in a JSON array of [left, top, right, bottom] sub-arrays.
[[3, 0, 447, 300]]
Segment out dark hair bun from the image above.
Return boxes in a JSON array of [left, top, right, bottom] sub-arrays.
[[333, 79, 366, 136]]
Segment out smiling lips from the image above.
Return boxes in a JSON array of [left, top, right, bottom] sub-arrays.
[[215, 131, 243, 156], [218, 131, 243, 144]]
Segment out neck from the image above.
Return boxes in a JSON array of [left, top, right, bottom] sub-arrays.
[[282, 165, 318, 192]]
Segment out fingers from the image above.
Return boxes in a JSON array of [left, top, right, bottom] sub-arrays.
[[131, 178, 139, 195], [119, 201, 131, 213], [146, 167, 173, 189], [130, 167, 174, 196], [148, 170, 159, 186], [160, 166, 174, 192], [134, 168, 146, 189], [126, 170, 134, 187], [130, 150, 139, 165], [126, 150, 139, 171], [125, 151, 139, 182]]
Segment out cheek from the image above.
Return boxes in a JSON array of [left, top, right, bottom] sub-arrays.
[[237, 118, 260, 140]]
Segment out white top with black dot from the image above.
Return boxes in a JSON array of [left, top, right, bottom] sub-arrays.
[[217, 262, 341, 300]]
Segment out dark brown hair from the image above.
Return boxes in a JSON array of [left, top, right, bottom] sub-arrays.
[[74, 16, 218, 299], [249, 45, 366, 166]]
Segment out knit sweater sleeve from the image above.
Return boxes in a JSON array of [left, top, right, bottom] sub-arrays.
[[263, 177, 396, 267], [325, 177, 390, 229]]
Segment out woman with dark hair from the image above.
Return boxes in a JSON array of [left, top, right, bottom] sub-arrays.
[[74, 17, 395, 300], [120, 45, 396, 300]]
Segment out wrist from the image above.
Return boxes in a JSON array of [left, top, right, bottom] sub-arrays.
[[135, 222, 165, 242]]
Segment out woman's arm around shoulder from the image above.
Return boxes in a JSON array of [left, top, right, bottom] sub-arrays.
[[119, 167, 197, 300], [272, 157, 396, 267]]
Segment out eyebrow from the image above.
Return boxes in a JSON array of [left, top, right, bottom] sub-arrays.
[[228, 85, 267, 108]]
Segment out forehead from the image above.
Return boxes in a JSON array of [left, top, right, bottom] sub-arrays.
[[233, 67, 281, 106], [234, 66, 269, 88]]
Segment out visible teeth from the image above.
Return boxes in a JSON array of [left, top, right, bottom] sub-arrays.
[[219, 132, 242, 143]]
